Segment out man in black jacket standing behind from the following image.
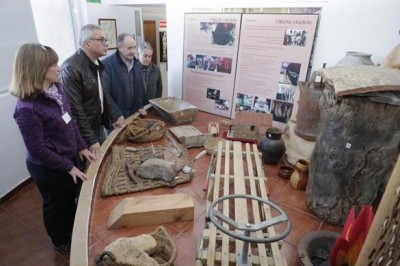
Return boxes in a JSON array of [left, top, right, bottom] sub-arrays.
[[61, 24, 123, 160]]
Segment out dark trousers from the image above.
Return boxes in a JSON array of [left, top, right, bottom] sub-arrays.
[[26, 160, 78, 246]]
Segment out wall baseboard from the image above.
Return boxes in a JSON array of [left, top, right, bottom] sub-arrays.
[[0, 177, 33, 205]]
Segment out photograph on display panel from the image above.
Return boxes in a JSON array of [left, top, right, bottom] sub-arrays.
[[283, 29, 308, 47], [235, 93, 253, 112], [252, 96, 271, 113]]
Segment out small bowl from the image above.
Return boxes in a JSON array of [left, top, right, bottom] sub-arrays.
[[278, 165, 294, 179]]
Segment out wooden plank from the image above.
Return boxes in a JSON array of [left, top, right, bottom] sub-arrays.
[[233, 141, 248, 257], [245, 143, 269, 265], [252, 143, 284, 265], [221, 140, 231, 265], [207, 141, 224, 266], [107, 193, 194, 229]]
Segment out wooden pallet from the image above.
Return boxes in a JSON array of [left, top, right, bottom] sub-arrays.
[[196, 141, 287, 266]]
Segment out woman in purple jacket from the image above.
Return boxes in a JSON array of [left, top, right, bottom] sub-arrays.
[[9, 43, 96, 254]]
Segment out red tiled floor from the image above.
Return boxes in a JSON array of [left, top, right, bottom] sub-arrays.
[[0, 112, 344, 265]]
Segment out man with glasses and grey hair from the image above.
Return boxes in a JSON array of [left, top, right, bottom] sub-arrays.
[[61, 24, 121, 161], [102, 33, 145, 127]]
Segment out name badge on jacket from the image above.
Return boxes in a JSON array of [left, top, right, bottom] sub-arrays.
[[62, 112, 72, 124]]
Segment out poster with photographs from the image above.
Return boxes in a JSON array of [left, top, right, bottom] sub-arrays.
[[232, 14, 318, 128], [182, 13, 318, 124], [182, 13, 242, 117]]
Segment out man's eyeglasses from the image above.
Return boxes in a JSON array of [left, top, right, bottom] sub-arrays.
[[91, 37, 108, 44]]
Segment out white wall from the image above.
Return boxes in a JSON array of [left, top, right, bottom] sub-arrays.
[[0, 0, 37, 197], [86, 3, 137, 56], [166, 0, 400, 98], [0, 96, 30, 195], [313, 0, 400, 70]]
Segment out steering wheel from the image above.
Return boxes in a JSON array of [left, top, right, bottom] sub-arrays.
[[208, 194, 291, 243]]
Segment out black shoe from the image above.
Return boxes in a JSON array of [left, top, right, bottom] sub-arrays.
[[54, 242, 71, 255]]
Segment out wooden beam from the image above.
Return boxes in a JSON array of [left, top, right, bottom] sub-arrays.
[[107, 193, 194, 229]]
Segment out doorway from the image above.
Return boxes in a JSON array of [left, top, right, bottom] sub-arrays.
[[143, 20, 158, 65]]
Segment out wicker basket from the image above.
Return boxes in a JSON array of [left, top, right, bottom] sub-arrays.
[[94, 226, 177, 266], [123, 118, 165, 143]]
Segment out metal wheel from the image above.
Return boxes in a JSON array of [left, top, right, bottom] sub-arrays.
[[208, 194, 291, 243]]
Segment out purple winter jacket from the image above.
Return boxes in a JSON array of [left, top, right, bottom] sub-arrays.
[[13, 83, 87, 172]]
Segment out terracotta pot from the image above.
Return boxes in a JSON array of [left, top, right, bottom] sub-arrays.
[[290, 159, 309, 190], [278, 165, 294, 179]]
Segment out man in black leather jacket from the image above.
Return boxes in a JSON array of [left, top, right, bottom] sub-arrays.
[[61, 24, 122, 159]]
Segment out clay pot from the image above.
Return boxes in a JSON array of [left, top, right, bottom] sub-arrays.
[[290, 159, 309, 190], [259, 127, 285, 165], [336, 51, 374, 66], [278, 165, 294, 179], [298, 230, 340, 266]]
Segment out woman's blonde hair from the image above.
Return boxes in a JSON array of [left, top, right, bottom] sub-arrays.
[[9, 43, 59, 99]]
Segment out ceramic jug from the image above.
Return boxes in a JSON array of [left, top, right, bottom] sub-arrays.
[[336, 51, 374, 66], [259, 127, 285, 164], [290, 159, 309, 190]]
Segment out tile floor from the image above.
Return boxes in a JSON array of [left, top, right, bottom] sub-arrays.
[[0, 111, 343, 266]]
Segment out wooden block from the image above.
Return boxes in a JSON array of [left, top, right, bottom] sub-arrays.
[[107, 193, 194, 229], [170, 125, 213, 148]]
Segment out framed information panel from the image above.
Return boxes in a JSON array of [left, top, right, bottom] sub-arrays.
[[182, 13, 318, 125], [232, 14, 318, 127], [182, 13, 242, 118]]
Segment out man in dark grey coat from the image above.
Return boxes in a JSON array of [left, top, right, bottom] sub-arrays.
[[137, 41, 163, 115]]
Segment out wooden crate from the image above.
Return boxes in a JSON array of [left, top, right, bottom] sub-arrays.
[[169, 125, 213, 148], [149, 97, 198, 125], [196, 141, 287, 265]]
